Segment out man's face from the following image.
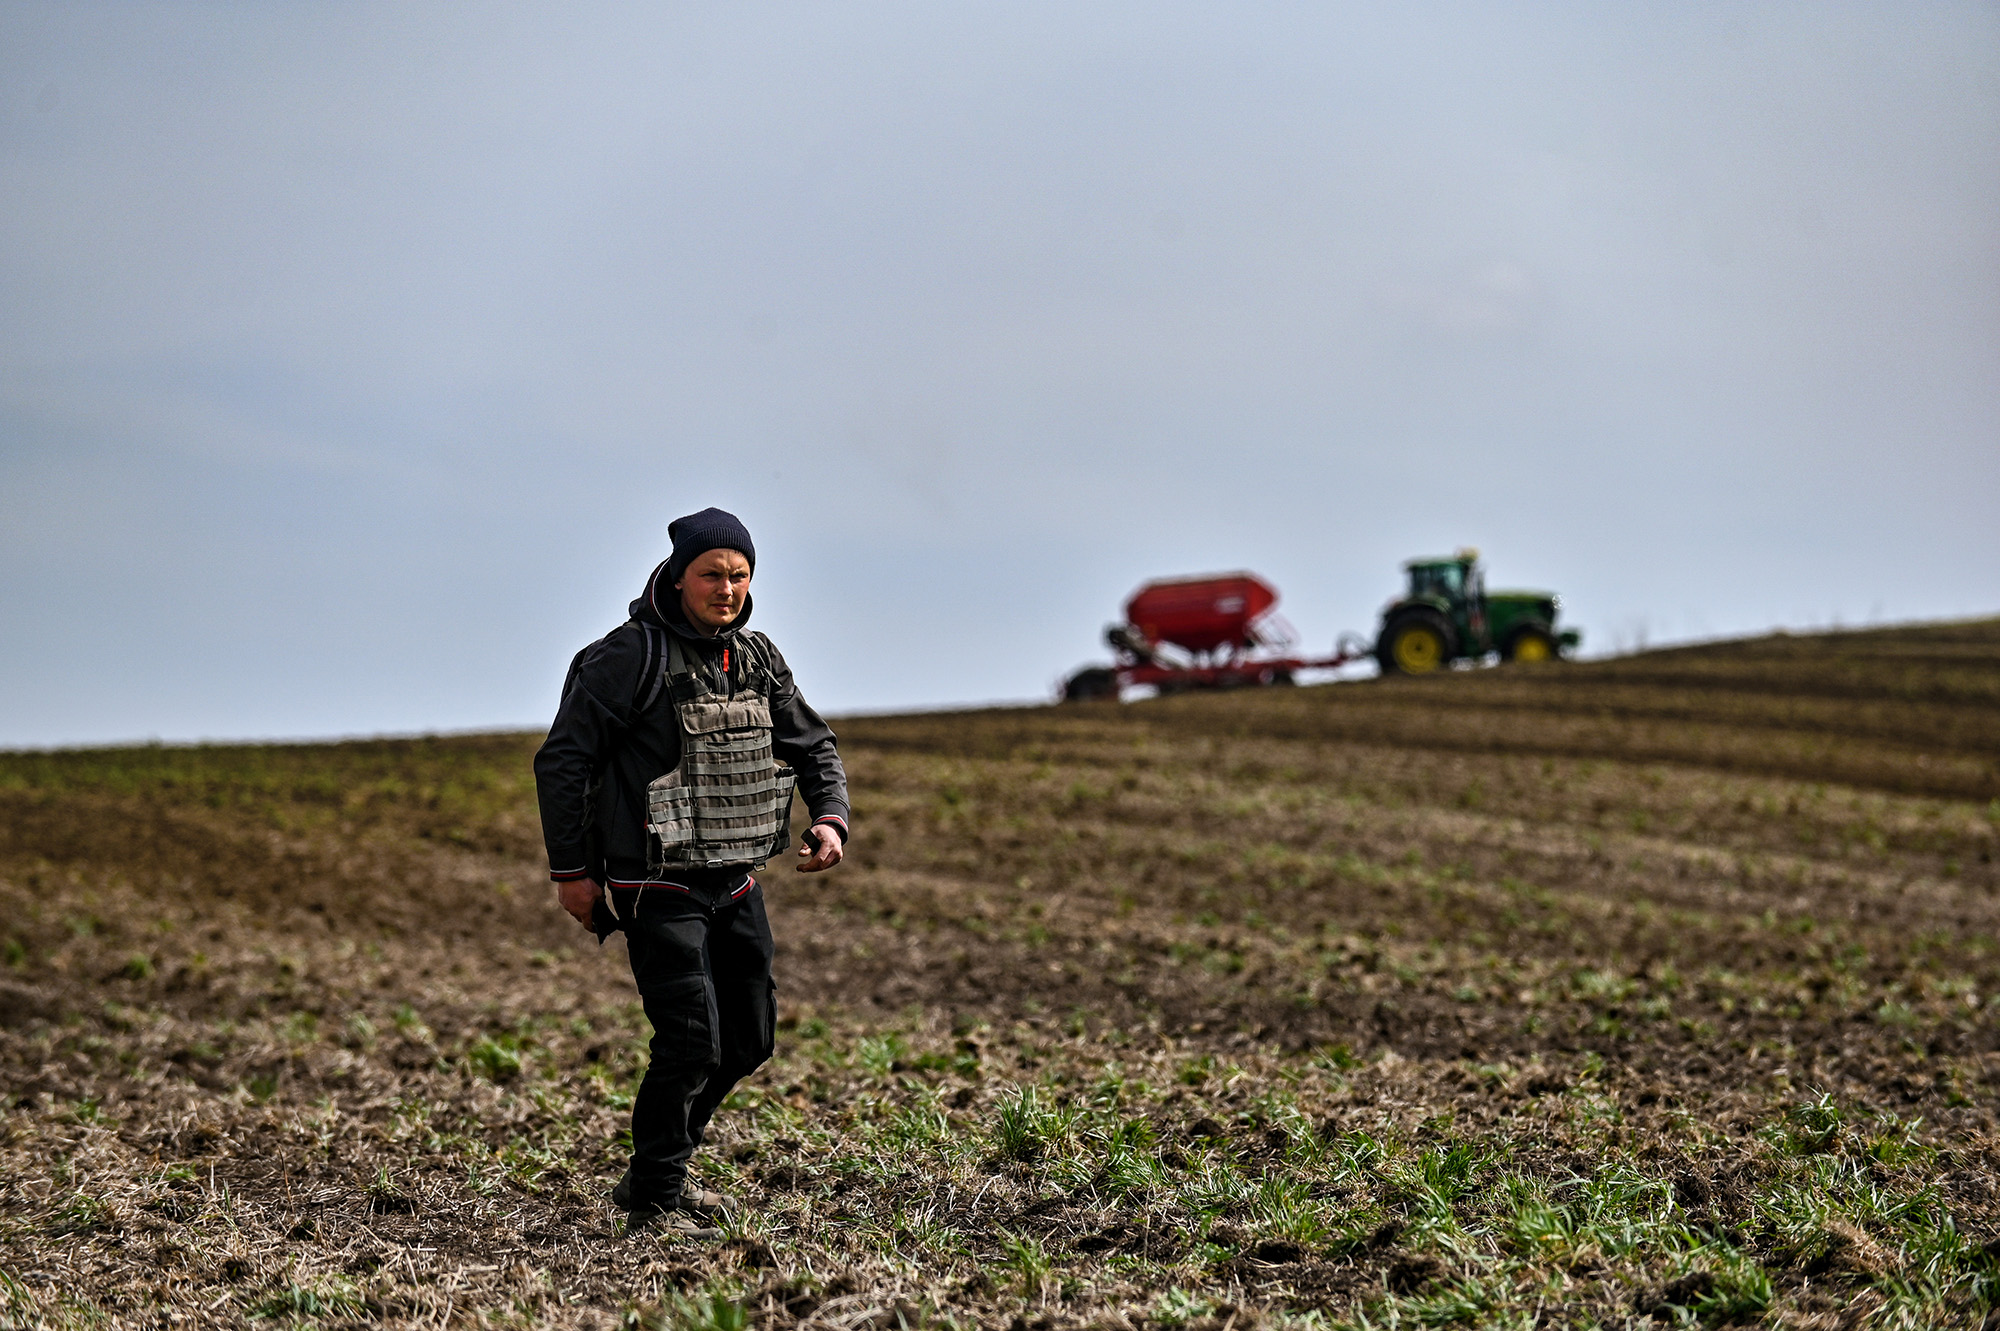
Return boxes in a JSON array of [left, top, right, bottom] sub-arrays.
[[675, 548, 752, 631]]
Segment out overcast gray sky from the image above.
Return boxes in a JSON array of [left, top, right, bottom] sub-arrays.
[[3, 2, 1996, 746]]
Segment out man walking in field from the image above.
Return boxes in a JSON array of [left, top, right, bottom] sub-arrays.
[[534, 508, 850, 1236]]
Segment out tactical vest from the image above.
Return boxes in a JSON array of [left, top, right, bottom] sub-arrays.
[[643, 629, 797, 872]]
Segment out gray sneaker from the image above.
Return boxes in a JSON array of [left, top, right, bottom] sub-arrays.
[[612, 1169, 738, 1229], [624, 1204, 722, 1240], [675, 1184, 739, 1223]]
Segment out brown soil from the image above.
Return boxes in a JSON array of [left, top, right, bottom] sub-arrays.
[[3, 617, 1998, 1328]]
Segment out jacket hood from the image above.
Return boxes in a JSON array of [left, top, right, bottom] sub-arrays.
[[631, 558, 755, 641]]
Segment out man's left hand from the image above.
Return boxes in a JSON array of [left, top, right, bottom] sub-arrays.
[[796, 823, 844, 873]]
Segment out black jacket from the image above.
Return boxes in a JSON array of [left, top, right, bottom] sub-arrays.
[[533, 560, 850, 887]]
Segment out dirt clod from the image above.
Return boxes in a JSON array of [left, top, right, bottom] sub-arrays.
[[1385, 1253, 1444, 1294], [1636, 1270, 1716, 1315], [1247, 1239, 1305, 1265]]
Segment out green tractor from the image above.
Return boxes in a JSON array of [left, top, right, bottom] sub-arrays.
[[1375, 548, 1580, 675]]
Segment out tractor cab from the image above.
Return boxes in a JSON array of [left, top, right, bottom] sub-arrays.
[[1375, 548, 1579, 674], [1406, 557, 1470, 602]]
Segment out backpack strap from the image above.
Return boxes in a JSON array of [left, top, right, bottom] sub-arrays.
[[631, 620, 668, 716], [737, 631, 774, 692], [663, 631, 708, 707]]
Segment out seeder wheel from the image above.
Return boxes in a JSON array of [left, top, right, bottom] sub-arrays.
[[1060, 667, 1120, 702]]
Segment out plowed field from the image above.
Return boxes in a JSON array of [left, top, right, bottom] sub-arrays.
[[3, 619, 1998, 1329]]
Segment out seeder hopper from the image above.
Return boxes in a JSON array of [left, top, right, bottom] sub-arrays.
[[1059, 573, 1371, 701]]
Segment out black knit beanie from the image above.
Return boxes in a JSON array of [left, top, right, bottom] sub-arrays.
[[665, 507, 757, 584]]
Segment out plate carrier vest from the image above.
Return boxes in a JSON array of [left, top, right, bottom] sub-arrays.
[[642, 627, 797, 872]]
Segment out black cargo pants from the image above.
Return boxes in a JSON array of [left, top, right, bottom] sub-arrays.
[[616, 880, 776, 1207]]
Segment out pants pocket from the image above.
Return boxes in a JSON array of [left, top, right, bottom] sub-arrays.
[[643, 974, 721, 1072]]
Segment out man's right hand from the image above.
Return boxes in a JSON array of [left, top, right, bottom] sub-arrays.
[[557, 877, 604, 927]]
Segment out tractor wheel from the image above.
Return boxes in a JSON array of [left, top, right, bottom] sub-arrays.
[[1060, 667, 1119, 702], [1503, 627, 1558, 664], [1377, 611, 1455, 675]]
